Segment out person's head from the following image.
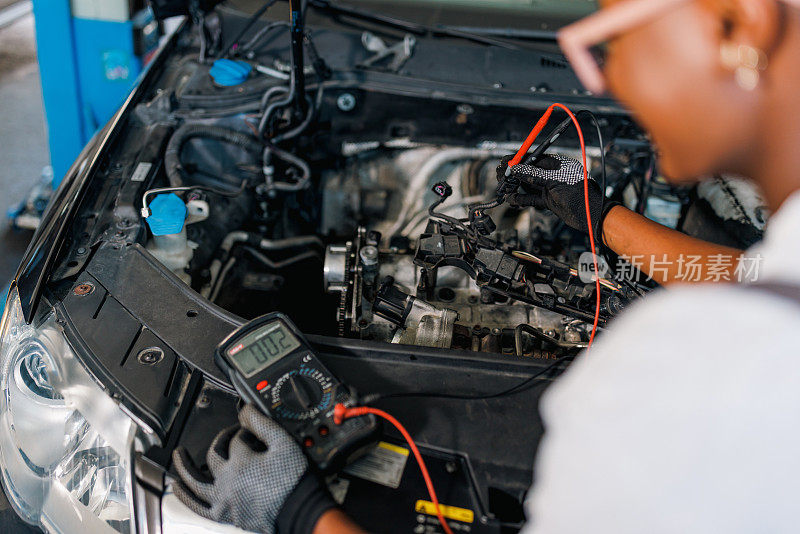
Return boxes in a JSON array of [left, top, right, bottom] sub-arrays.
[[560, 0, 800, 187]]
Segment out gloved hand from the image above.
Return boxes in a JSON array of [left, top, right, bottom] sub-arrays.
[[172, 404, 336, 534], [498, 154, 605, 235]]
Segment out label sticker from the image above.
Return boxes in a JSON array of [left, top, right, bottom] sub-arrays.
[[102, 49, 131, 81], [343, 441, 409, 488], [131, 162, 152, 182], [415, 500, 474, 524]]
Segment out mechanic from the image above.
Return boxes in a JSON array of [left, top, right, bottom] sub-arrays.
[[171, 0, 800, 532]]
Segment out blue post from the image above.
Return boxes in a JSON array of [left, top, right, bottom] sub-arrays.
[[31, 0, 154, 189], [31, 0, 85, 187]]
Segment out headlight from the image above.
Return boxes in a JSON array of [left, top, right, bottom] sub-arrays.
[[0, 288, 136, 534]]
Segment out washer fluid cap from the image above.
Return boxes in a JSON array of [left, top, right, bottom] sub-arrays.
[[210, 59, 252, 86], [146, 193, 187, 236]]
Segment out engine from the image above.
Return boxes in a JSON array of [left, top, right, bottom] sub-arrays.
[[315, 146, 631, 356], [123, 8, 763, 361]]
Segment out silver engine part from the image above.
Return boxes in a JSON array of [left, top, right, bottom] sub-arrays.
[[323, 227, 589, 352], [393, 299, 458, 349]]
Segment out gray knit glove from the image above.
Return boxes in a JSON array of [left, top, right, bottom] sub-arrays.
[[499, 154, 603, 234], [172, 404, 324, 534]]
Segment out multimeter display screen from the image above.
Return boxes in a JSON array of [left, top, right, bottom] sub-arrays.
[[227, 321, 301, 377]]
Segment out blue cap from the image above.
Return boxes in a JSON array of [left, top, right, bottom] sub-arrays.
[[146, 193, 187, 236], [209, 59, 252, 86]]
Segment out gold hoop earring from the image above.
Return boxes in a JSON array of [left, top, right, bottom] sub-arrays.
[[720, 42, 767, 91]]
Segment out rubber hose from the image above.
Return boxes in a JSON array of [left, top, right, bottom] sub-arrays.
[[164, 124, 263, 187], [262, 141, 311, 192]]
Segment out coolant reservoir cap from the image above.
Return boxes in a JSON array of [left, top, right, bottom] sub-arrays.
[[210, 59, 252, 86], [146, 193, 187, 236]]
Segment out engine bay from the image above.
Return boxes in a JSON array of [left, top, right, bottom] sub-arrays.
[[55, 3, 766, 364], [115, 7, 666, 363]]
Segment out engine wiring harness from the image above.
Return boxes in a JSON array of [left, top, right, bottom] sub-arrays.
[[415, 103, 616, 349]]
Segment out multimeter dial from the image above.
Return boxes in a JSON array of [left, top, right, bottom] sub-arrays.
[[215, 312, 379, 472], [270, 365, 333, 420]]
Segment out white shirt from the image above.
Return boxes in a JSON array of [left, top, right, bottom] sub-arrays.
[[522, 191, 800, 533]]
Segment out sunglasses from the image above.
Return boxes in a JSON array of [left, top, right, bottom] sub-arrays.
[[558, 0, 798, 95]]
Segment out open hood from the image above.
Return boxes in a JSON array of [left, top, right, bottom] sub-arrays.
[[148, 0, 225, 19]]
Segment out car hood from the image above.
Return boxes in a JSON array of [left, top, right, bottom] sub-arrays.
[[149, 0, 224, 19]]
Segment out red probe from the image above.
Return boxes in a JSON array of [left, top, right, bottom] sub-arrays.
[[507, 103, 601, 347], [334, 404, 455, 534]]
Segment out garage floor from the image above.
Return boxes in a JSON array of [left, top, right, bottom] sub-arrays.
[[0, 4, 48, 287]]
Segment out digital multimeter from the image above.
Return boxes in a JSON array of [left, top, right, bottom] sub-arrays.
[[215, 312, 379, 472]]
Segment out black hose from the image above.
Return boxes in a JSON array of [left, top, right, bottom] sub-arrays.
[[271, 90, 319, 144], [255, 4, 305, 138], [260, 85, 290, 113], [239, 21, 290, 55], [164, 124, 263, 187], [217, 0, 278, 59], [259, 88, 322, 193], [262, 141, 312, 192], [258, 81, 295, 137]]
